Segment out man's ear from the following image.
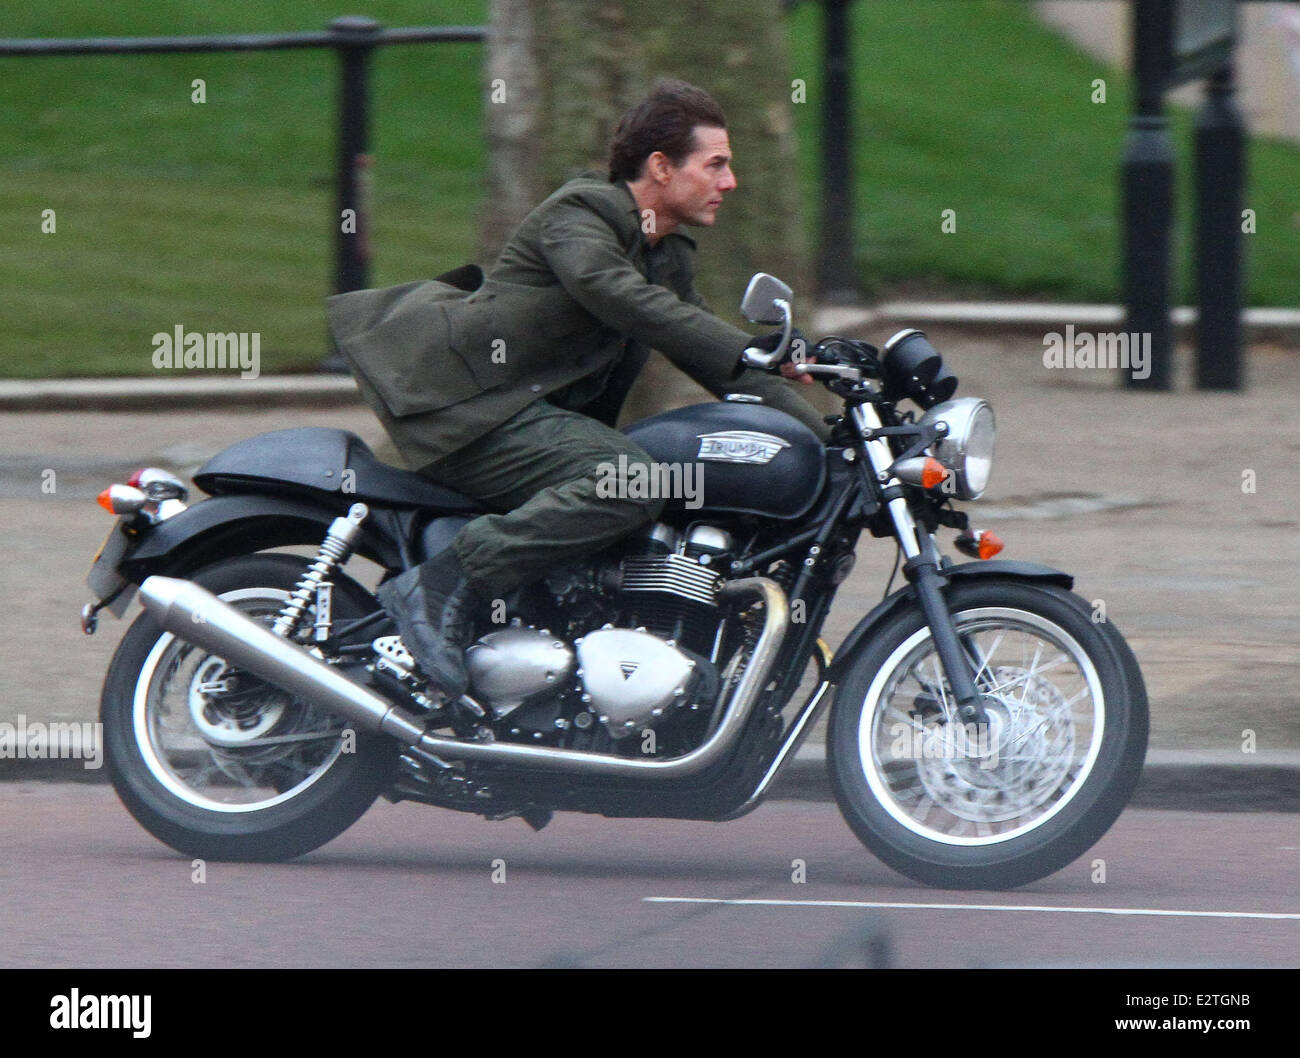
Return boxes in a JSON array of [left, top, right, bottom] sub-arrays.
[[644, 150, 672, 185]]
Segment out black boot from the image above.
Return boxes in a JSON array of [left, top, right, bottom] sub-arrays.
[[375, 550, 482, 697]]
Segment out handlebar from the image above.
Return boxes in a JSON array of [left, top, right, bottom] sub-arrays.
[[789, 361, 864, 381]]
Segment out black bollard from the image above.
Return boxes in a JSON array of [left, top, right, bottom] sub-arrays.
[[1193, 64, 1245, 391], [1121, 114, 1175, 391]]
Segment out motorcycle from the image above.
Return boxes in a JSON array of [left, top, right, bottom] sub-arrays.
[[82, 273, 1147, 889]]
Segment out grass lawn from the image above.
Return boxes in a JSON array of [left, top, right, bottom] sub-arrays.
[[1, 0, 1296, 377]]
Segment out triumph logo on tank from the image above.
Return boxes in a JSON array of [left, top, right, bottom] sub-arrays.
[[695, 430, 789, 465], [151, 325, 261, 379], [595, 456, 703, 510]]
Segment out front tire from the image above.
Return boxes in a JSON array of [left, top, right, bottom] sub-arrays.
[[828, 578, 1147, 889], [102, 554, 397, 861]]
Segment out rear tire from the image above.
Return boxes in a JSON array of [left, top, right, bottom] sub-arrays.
[[102, 554, 397, 861], [828, 579, 1147, 889]]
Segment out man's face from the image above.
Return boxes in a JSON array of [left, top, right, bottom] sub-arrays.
[[658, 125, 737, 229]]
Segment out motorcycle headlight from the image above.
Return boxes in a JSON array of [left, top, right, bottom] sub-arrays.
[[919, 398, 995, 500]]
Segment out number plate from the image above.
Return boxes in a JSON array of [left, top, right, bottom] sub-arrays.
[[86, 520, 136, 615]]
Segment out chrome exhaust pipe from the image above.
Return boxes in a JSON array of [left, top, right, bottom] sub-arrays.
[[139, 574, 788, 780], [139, 576, 431, 746]]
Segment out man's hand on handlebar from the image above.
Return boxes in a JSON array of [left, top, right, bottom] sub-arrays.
[[748, 329, 817, 384]]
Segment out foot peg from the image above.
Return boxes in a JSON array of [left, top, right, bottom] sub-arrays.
[[372, 634, 417, 680]]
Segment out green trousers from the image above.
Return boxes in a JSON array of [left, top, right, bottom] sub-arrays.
[[421, 400, 666, 599]]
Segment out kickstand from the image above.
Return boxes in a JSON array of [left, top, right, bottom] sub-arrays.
[[521, 807, 553, 832]]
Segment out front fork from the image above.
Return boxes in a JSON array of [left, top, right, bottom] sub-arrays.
[[851, 402, 990, 728]]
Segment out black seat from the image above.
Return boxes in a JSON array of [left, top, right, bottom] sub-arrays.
[[194, 427, 482, 513], [343, 436, 482, 511]]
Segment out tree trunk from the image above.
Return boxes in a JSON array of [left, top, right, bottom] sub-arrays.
[[478, 0, 544, 262]]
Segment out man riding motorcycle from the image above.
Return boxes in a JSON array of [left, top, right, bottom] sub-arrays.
[[326, 79, 826, 697]]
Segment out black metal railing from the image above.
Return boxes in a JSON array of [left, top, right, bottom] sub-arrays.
[[0, 17, 487, 299]]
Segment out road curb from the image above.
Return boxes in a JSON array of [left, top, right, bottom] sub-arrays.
[[7, 302, 1297, 412], [767, 746, 1300, 813], [0, 374, 363, 411], [811, 302, 1300, 343], [5, 744, 1298, 812]]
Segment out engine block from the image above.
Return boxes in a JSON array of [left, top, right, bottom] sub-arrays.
[[574, 628, 698, 739]]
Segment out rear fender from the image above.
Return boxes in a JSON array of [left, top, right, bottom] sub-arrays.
[[121, 494, 406, 579], [826, 560, 1073, 682]]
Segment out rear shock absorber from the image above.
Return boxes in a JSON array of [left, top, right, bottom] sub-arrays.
[[273, 503, 369, 639]]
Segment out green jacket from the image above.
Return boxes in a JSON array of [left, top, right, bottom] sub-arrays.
[[326, 175, 827, 470]]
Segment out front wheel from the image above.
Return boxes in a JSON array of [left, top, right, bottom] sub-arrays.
[[828, 578, 1147, 889], [102, 553, 398, 861]]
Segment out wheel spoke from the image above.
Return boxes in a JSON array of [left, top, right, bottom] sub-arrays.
[[1061, 684, 1092, 709], [928, 655, 952, 714], [884, 705, 927, 734], [966, 629, 1004, 687]]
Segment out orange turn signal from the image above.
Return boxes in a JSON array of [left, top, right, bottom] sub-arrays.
[[977, 530, 1004, 560], [921, 457, 948, 490], [955, 529, 1005, 560], [96, 488, 115, 513], [892, 456, 951, 490]]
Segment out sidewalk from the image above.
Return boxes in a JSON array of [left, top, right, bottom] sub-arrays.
[[5, 301, 1298, 811]]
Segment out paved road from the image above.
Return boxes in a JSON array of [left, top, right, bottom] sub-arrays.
[[1, 784, 1296, 968]]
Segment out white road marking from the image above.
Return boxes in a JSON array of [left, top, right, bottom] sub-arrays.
[[644, 897, 1300, 921]]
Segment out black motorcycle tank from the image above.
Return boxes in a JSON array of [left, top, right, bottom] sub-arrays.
[[622, 403, 826, 519]]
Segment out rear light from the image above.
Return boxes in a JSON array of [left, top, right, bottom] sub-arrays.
[[96, 470, 189, 522], [127, 467, 189, 502]]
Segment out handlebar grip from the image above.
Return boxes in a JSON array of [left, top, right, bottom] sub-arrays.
[[739, 297, 793, 370], [741, 345, 784, 370]]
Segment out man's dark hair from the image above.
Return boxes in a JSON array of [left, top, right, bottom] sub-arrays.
[[607, 79, 727, 183]]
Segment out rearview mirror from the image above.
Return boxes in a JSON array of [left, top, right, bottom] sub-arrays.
[[739, 273, 793, 325]]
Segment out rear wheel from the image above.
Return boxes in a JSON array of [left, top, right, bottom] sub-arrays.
[[828, 579, 1147, 889], [102, 554, 397, 861]]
